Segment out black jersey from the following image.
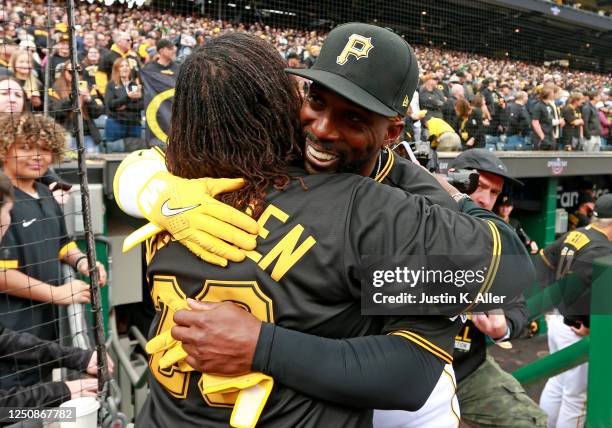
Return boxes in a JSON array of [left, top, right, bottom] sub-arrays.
[[139, 166, 531, 428], [0, 183, 76, 388], [536, 224, 611, 327], [143, 60, 179, 76]]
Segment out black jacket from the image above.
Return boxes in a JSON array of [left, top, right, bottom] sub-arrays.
[[418, 87, 445, 121], [506, 102, 531, 136], [456, 108, 485, 149], [100, 45, 141, 77], [104, 80, 144, 125], [442, 96, 459, 126], [581, 102, 601, 139], [0, 325, 92, 410]]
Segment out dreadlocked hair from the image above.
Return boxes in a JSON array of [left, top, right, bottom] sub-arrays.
[[165, 33, 303, 218]]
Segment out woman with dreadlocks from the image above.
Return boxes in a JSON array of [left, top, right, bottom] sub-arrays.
[[134, 31, 531, 428]]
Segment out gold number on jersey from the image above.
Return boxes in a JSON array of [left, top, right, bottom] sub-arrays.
[[195, 280, 274, 407], [149, 275, 191, 398], [149, 276, 274, 405]]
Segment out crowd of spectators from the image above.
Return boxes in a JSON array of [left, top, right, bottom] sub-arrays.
[[0, 1, 611, 153]]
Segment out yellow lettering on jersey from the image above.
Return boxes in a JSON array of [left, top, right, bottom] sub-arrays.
[[244, 249, 262, 264], [563, 231, 590, 251], [149, 276, 190, 398], [455, 326, 471, 342], [258, 225, 316, 281], [257, 204, 289, 239], [336, 34, 374, 66]]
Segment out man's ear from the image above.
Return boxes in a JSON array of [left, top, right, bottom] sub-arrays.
[[385, 117, 404, 144]]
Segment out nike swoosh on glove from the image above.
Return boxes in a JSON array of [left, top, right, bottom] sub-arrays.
[[123, 171, 259, 267]]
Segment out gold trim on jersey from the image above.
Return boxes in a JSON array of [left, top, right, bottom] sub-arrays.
[[374, 149, 394, 182], [145, 233, 172, 265], [442, 366, 460, 427], [465, 220, 501, 312], [58, 241, 78, 259], [588, 224, 607, 237], [389, 330, 453, 364], [539, 249, 554, 270], [0, 260, 18, 269]]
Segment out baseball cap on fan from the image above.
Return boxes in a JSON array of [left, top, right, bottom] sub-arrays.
[[450, 149, 523, 187], [286, 23, 419, 117]]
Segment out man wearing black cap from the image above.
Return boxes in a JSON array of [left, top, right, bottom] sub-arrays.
[[495, 192, 539, 254], [419, 73, 446, 122], [114, 24, 535, 427], [537, 194, 612, 428], [568, 192, 595, 230], [143, 39, 178, 75], [448, 149, 547, 428]]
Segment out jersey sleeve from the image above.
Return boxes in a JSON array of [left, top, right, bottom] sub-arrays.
[[345, 182, 534, 316], [382, 316, 460, 365], [562, 107, 576, 124], [0, 229, 19, 269], [531, 103, 544, 122], [385, 156, 458, 211]]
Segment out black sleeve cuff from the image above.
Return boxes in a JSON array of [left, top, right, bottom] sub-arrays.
[[252, 322, 275, 373]]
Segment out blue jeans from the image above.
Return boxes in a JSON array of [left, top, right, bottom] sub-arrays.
[[504, 135, 524, 151], [104, 117, 142, 143], [103, 139, 126, 153], [70, 135, 99, 154]]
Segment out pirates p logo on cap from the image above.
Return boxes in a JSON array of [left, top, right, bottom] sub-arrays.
[[336, 34, 374, 65]]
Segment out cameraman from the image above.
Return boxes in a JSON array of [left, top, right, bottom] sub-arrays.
[[448, 149, 547, 428]]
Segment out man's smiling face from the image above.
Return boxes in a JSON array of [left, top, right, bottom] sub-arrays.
[[300, 84, 402, 176]]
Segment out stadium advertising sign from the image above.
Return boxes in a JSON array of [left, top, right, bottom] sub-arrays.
[[547, 157, 568, 175], [557, 176, 612, 209]]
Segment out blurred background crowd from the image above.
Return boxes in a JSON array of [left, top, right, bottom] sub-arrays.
[[0, 0, 611, 153]]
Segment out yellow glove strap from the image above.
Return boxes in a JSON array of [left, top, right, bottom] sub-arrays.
[[201, 373, 274, 428]]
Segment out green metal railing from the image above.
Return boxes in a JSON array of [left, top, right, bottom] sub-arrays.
[[512, 254, 612, 427]]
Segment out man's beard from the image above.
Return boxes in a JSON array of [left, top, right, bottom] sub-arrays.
[[302, 130, 371, 175]]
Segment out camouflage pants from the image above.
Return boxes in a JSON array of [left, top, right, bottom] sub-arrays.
[[457, 353, 548, 428]]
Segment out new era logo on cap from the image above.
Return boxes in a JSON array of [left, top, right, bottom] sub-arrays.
[[287, 23, 419, 117]]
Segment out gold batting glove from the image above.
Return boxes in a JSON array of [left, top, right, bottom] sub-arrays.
[[123, 172, 259, 267], [146, 330, 192, 371], [146, 290, 192, 370], [200, 372, 274, 428]]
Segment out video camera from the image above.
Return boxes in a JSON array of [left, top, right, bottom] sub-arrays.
[[392, 141, 480, 194]]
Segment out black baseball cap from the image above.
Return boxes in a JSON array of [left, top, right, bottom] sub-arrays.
[[498, 192, 513, 206], [450, 149, 523, 187], [593, 194, 612, 219], [577, 192, 595, 206], [286, 23, 419, 117]]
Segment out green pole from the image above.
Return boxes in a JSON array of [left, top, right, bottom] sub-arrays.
[[586, 255, 612, 428], [513, 337, 589, 385]]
